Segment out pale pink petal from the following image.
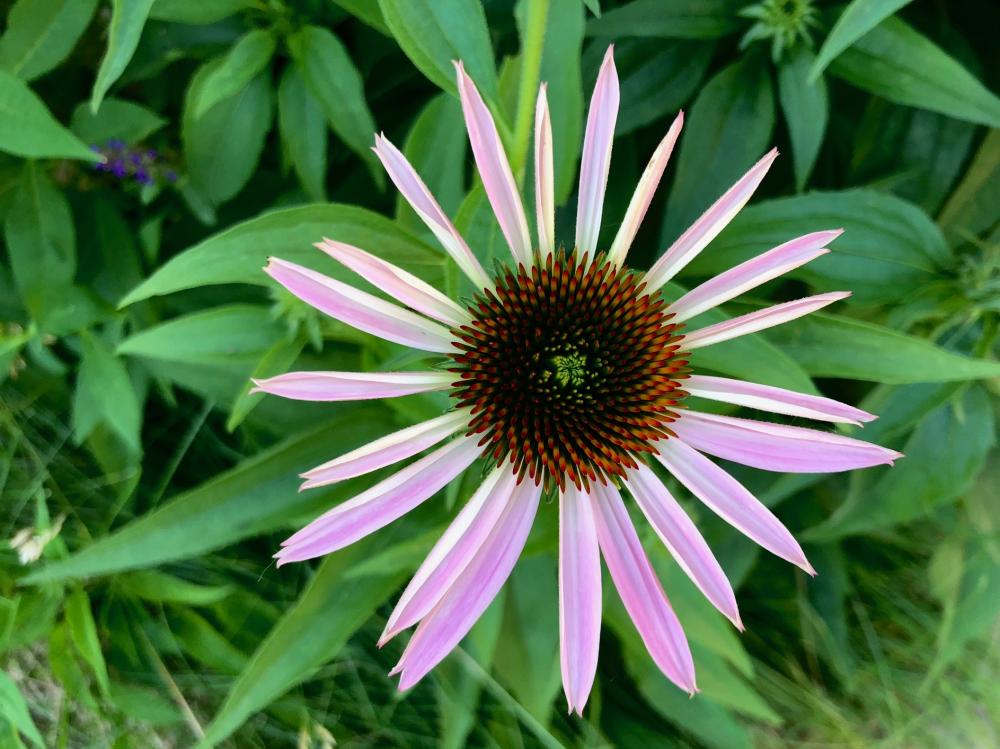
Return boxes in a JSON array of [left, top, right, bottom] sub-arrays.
[[559, 484, 602, 715], [380, 466, 516, 645], [670, 230, 842, 322], [644, 149, 779, 292], [315, 239, 470, 327], [251, 370, 452, 401], [607, 111, 683, 267], [671, 410, 901, 474], [301, 409, 472, 489], [372, 134, 491, 289], [590, 481, 697, 694], [684, 375, 876, 425], [535, 84, 555, 259], [576, 46, 619, 258], [626, 464, 741, 630], [393, 478, 541, 689], [682, 291, 850, 350], [265, 258, 454, 352], [454, 62, 532, 266], [274, 437, 480, 564], [656, 439, 814, 574]]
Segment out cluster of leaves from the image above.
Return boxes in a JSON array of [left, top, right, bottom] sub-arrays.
[[1, 0, 998, 747]]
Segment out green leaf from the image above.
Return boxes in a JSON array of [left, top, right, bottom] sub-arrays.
[[73, 331, 142, 456], [118, 570, 234, 606], [829, 17, 1000, 128], [938, 129, 1000, 245], [65, 588, 111, 696], [810, 0, 913, 79], [0, 670, 44, 748], [0, 0, 98, 82], [108, 682, 182, 727], [277, 66, 327, 201], [226, 334, 307, 432], [683, 190, 950, 304], [149, 0, 251, 24], [91, 0, 156, 113], [70, 97, 167, 145], [763, 312, 1000, 383], [586, 0, 742, 39], [0, 330, 31, 385], [0, 70, 100, 160], [119, 204, 445, 305], [193, 29, 276, 118], [287, 26, 379, 185], [182, 58, 272, 206], [658, 54, 774, 248], [331, 0, 390, 34], [777, 46, 827, 191]]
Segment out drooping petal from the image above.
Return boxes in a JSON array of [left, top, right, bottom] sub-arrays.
[[607, 111, 683, 267], [644, 149, 779, 292], [535, 84, 555, 259], [576, 46, 620, 258], [372, 134, 491, 289], [590, 482, 697, 694], [252, 370, 452, 402], [656, 439, 814, 574], [265, 258, 455, 352], [682, 291, 850, 350], [275, 437, 480, 564], [393, 478, 541, 689], [316, 239, 470, 327], [454, 61, 532, 266], [670, 230, 841, 322], [301, 409, 472, 489], [671, 411, 901, 473], [684, 375, 876, 425], [380, 467, 516, 645], [626, 464, 741, 630], [559, 484, 602, 715]]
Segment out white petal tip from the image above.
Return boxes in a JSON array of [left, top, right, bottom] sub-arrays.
[[802, 561, 818, 577]]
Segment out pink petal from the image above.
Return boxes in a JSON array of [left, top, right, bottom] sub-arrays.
[[607, 111, 683, 267], [275, 437, 480, 564], [393, 478, 541, 689], [656, 439, 814, 574], [301, 409, 472, 489], [576, 45, 619, 257], [251, 370, 452, 401], [626, 464, 741, 630], [535, 84, 555, 259], [682, 291, 851, 350], [684, 375, 876, 425], [671, 410, 901, 473], [559, 484, 602, 715], [265, 258, 454, 352], [644, 149, 779, 292], [372, 134, 491, 289], [380, 466, 516, 645], [315, 239, 470, 327], [454, 61, 532, 266], [590, 482, 697, 694], [670, 230, 842, 322]]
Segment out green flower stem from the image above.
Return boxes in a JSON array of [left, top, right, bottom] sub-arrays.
[[510, 0, 550, 176]]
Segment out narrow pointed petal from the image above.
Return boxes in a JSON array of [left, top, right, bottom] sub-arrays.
[[672, 411, 901, 474], [684, 375, 876, 425], [316, 239, 470, 327], [559, 484, 602, 715], [576, 46, 620, 257], [626, 465, 741, 630], [454, 62, 532, 266], [535, 84, 555, 259], [380, 467, 516, 645], [372, 134, 491, 289], [682, 291, 850, 350], [670, 230, 842, 322], [590, 482, 697, 694], [394, 479, 541, 689], [301, 410, 472, 489], [656, 439, 814, 574], [607, 111, 683, 267], [265, 258, 455, 352], [275, 437, 480, 564], [644, 149, 779, 292], [252, 370, 452, 402]]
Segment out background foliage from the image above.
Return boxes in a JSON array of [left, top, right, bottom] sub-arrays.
[[1, 0, 998, 747]]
